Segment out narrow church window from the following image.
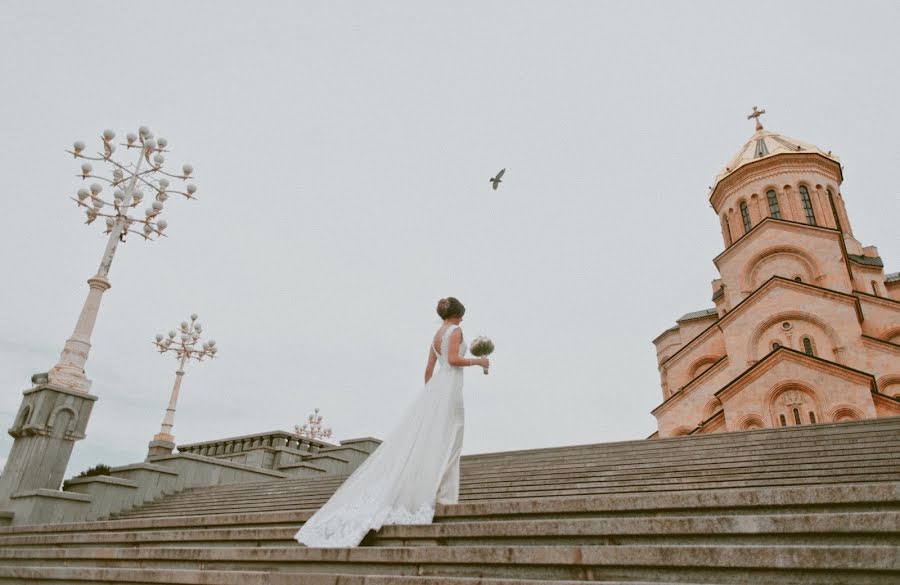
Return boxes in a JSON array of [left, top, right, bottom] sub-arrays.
[[779, 414, 787, 427], [740, 201, 752, 233], [802, 337, 815, 356], [871, 280, 880, 296], [827, 189, 842, 231], [799, 186, 817, 225], [722, 215, 733, 245], [809, 411, 817, 424], [793, 408, 802, 425], [766, 190, 782, 219]]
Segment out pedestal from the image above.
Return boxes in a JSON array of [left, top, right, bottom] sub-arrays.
[[0, 383, 98, 504], [147, 438, 176, 459]]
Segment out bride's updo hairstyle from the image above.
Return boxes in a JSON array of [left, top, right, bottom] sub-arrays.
[[436, 297, 466, 320]]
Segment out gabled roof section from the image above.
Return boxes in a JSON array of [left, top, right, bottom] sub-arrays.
[[848, 254, 885, 268], [715, 346, 877, 402], [658, 276, 863, 369], [713, 217, 842, 268], [886, 272, 900, 283]]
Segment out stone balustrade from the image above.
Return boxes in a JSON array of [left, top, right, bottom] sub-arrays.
[[177, 431, 332, 460]]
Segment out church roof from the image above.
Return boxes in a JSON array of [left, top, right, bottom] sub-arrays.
[[713, 119, 840, 191], [848, 254, 885, 268], [885, 272, 900, 283], [676, 308, 718, 323]]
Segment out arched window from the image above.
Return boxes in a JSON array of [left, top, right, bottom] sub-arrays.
[[799, 186, 816, 226], [794, 276, 803, 283], [779, 414, 787, 427], [802, 337, 815, 356], [872, 280, 880, 297], [793, 408, 802, 425], [740, 201, 752, 233], [827, 189, 842, 231], [766, 190, 782, 219], [722, 214, 733, 245], [809, 411, 817, 424], [15, 405, 31, 429]]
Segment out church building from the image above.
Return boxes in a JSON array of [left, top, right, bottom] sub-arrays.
[[651, 108, 900, 438]]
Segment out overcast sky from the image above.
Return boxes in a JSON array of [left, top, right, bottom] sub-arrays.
[[1, 1, 898, 477]]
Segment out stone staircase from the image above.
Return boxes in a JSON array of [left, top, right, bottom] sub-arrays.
[[0, 418, 897, 584]]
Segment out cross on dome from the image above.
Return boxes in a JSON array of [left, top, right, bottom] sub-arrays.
[[747, 106, 766, 131]]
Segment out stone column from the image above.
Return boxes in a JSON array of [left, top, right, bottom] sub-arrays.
[[147, 365, 186, 459], [0, 383, 98, 504]]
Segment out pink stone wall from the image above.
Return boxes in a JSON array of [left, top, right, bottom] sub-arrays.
[[651, 146, 900, 438]]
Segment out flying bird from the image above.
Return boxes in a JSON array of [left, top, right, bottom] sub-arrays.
[[489, 168, 506, 190]]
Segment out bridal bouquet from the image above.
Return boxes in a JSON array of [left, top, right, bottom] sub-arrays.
[[469, 336, 495, 375]]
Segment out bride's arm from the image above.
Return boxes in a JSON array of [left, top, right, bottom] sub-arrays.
[[446, 329, 490, 369], [424, 345, 438, 383]]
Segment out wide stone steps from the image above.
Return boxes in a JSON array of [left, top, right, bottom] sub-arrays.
[[0, 568, 750, 585], [111, 466, 899, 519], [107, 426, 900, 520], [2, 419, 898, 583], [0, 544, 895, 584], [0, 511, 895, 548]]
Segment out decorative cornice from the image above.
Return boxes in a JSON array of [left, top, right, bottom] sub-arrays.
[[651, 356, 729, 417], [710, 152, 842, 210], [21, 383, 99, 401], [854, 290, 900, 310], [688, 410, 726, 435], [861, 335, 900, 355], [872, 392, 900, 413], [713, 217, 842, 268], [652, 325, 681, 346]]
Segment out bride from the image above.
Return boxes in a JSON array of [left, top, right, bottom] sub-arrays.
[[295, 297, 490, 547]]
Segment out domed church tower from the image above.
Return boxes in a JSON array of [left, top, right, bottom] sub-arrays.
[[650, 108, 900, 438]]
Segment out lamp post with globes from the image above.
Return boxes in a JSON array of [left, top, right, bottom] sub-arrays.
[[0, 126, 201, 504], [50, 126, 199, 392], [148, 314, 218, 458], [295, 408, 333, 442]]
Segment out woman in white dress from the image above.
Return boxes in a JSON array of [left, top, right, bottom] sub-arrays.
[[295, 297, 490, 547]]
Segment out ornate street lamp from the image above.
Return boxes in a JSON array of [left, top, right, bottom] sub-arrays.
[[148, 314, 218, 457], [50, 126, 199, 392], [295, 408, 333, 442], [0, 126, 201, 504]]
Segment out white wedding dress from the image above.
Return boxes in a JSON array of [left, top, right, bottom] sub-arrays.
[[295, 324, 466, 547]]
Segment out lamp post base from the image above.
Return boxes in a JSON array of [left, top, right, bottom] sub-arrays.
[[46, 367, 93, 393], [147, 438, 176, 459]]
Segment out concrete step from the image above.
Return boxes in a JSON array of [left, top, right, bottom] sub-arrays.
[[111, 471, 900, 519], [110, 482, 900, 518], [463, 440, 900, 470], [129, 454, 900, 505], [0, 544, 895, 584], [7, 483, 896, 536], [0, 566, 728, 585], [1, 512, 895, 549], [458, 442, 899, 474], [369, 511, 900, 546], [116, 438, 899, 494], [111, 453, 899, 510], [461, 419, 900, 459], [117, 446, 899, 506]]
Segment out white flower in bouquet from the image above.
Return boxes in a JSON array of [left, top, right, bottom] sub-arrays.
[[469, 336, 495, 375]]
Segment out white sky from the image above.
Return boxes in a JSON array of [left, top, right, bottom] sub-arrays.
[[1, 1, 898, 477]]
